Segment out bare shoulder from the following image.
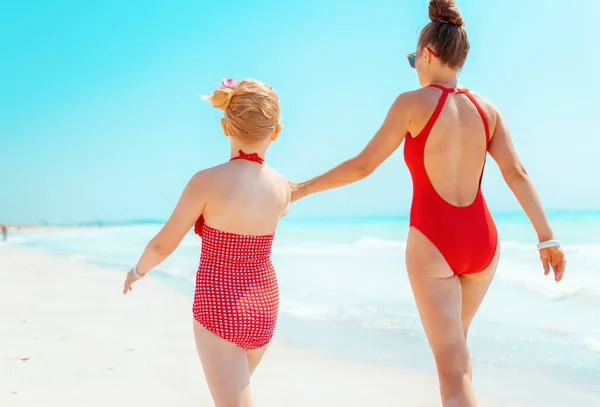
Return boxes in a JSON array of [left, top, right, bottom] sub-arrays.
[[190, 165, 220, 181], [397, 88, 423, 100], [465, 90, 501, 134], [263, 164, 291, 200], [402, 87, 446, 135], [412, 86, 450, 100], [264, 164, 289, 188], [392, 89, 426, 111], [195, 161, 237, 179], [186, 166, 221, 195], [410, 86, 467, 113], [466, 90, 498, 113], [380, 89, 429, 134]]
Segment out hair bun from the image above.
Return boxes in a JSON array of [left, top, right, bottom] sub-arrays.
[[429, 0, 465, 27], [208, 88, 234, 111]]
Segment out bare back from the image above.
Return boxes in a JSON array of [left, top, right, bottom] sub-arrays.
[[408, 86, 497, 207], [201, 160, 290, 235]]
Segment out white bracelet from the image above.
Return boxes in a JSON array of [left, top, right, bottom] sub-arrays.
[[132, 265, 145, 279], [536, 239, 561, 250]]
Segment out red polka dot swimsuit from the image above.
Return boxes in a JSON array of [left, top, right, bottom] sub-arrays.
[[192, 151, 279, 350]]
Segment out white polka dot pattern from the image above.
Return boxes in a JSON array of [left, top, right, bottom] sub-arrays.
[[193, 217, 279, 350]]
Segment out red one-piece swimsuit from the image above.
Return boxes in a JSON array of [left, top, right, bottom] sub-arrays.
[[404, 85, 498, 275], [192, 150, 279, 349]]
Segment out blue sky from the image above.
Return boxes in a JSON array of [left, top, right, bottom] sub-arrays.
[[1, 0, 598, 224]]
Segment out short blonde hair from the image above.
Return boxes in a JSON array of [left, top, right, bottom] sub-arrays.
[[204, 79, 281, 143]]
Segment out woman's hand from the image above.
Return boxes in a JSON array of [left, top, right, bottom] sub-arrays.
[[540, 246, 566, 282], [122, 268, 143, 295]]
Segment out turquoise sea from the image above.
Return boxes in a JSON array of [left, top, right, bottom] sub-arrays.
[[6, 211, 600, 406]]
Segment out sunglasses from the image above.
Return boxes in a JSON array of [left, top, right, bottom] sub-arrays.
[[407, 47, 439, 68]]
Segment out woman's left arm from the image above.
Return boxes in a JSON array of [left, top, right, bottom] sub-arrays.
[[291, 91, 414, 201], [123, 171, 208, 294]]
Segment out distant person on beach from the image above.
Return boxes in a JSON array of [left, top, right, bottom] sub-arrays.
[[289, 0, 566, 406], [1, 224, 7, 242], [122, 79, 290, 406]]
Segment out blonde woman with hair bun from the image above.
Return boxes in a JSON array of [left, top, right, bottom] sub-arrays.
[[122, 78, 291, 407]]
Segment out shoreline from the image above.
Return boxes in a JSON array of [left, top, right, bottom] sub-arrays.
[[0, 244, 522, 406], [2, 225, 121, 234]]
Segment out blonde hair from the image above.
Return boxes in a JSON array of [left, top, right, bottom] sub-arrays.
[[204, 79, 281, 143]]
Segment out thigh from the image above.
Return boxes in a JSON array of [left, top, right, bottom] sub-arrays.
[[458, 239, 500, 337], [406, 228, 467, 363], [193, 320, 254, 407], [246, 344, 269, 377]]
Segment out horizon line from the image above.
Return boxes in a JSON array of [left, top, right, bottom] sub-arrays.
[[5, 208, 600, 227]]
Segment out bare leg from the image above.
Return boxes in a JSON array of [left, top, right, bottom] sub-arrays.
[[246, 344, 269, 377], [459, 241, 500, 338], [406, 228, 476, 407], [458, 242, 500, 381], [193, 320, 254, 407]]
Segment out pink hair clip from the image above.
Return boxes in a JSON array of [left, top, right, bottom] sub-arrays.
[[220, 78, 237, 89]]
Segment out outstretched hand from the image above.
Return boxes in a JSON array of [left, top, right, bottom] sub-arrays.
[[540, 246, 566, 282], [122, 269, 141, 295]]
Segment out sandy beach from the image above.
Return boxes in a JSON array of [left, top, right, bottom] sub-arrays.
[[0, 244, 522, 407]]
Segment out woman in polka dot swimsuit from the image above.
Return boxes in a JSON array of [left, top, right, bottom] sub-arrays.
[[122, 78, 290, 406]]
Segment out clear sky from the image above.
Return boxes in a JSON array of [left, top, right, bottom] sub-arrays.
[[1, 0, 598, 224]]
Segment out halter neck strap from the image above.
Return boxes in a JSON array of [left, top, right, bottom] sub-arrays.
[[429, 84, 469, 94], [230, 150, 265, 164]]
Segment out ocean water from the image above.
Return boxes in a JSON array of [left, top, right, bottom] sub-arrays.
[[7, 212, 600, 406]]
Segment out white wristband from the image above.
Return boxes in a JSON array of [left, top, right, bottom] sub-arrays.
[[132, 265, 145, 279], [536, 240, 561, 250]]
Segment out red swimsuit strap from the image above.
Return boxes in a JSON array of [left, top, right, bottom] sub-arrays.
[[230, 150, 265, 164], [417, 90, 451, 138], [427, 84, 490, 189], [460, 92, 491, 148], [429, 84, 459, 93], [428, 85, 490, 147]]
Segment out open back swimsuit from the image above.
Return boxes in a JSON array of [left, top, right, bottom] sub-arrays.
[[192, 151, 279, 349], [404, 84, 498, 275]]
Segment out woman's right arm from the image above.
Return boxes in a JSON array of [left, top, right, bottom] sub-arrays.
[[488, 109, 566, 281], [290, 91, 415, 201]]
